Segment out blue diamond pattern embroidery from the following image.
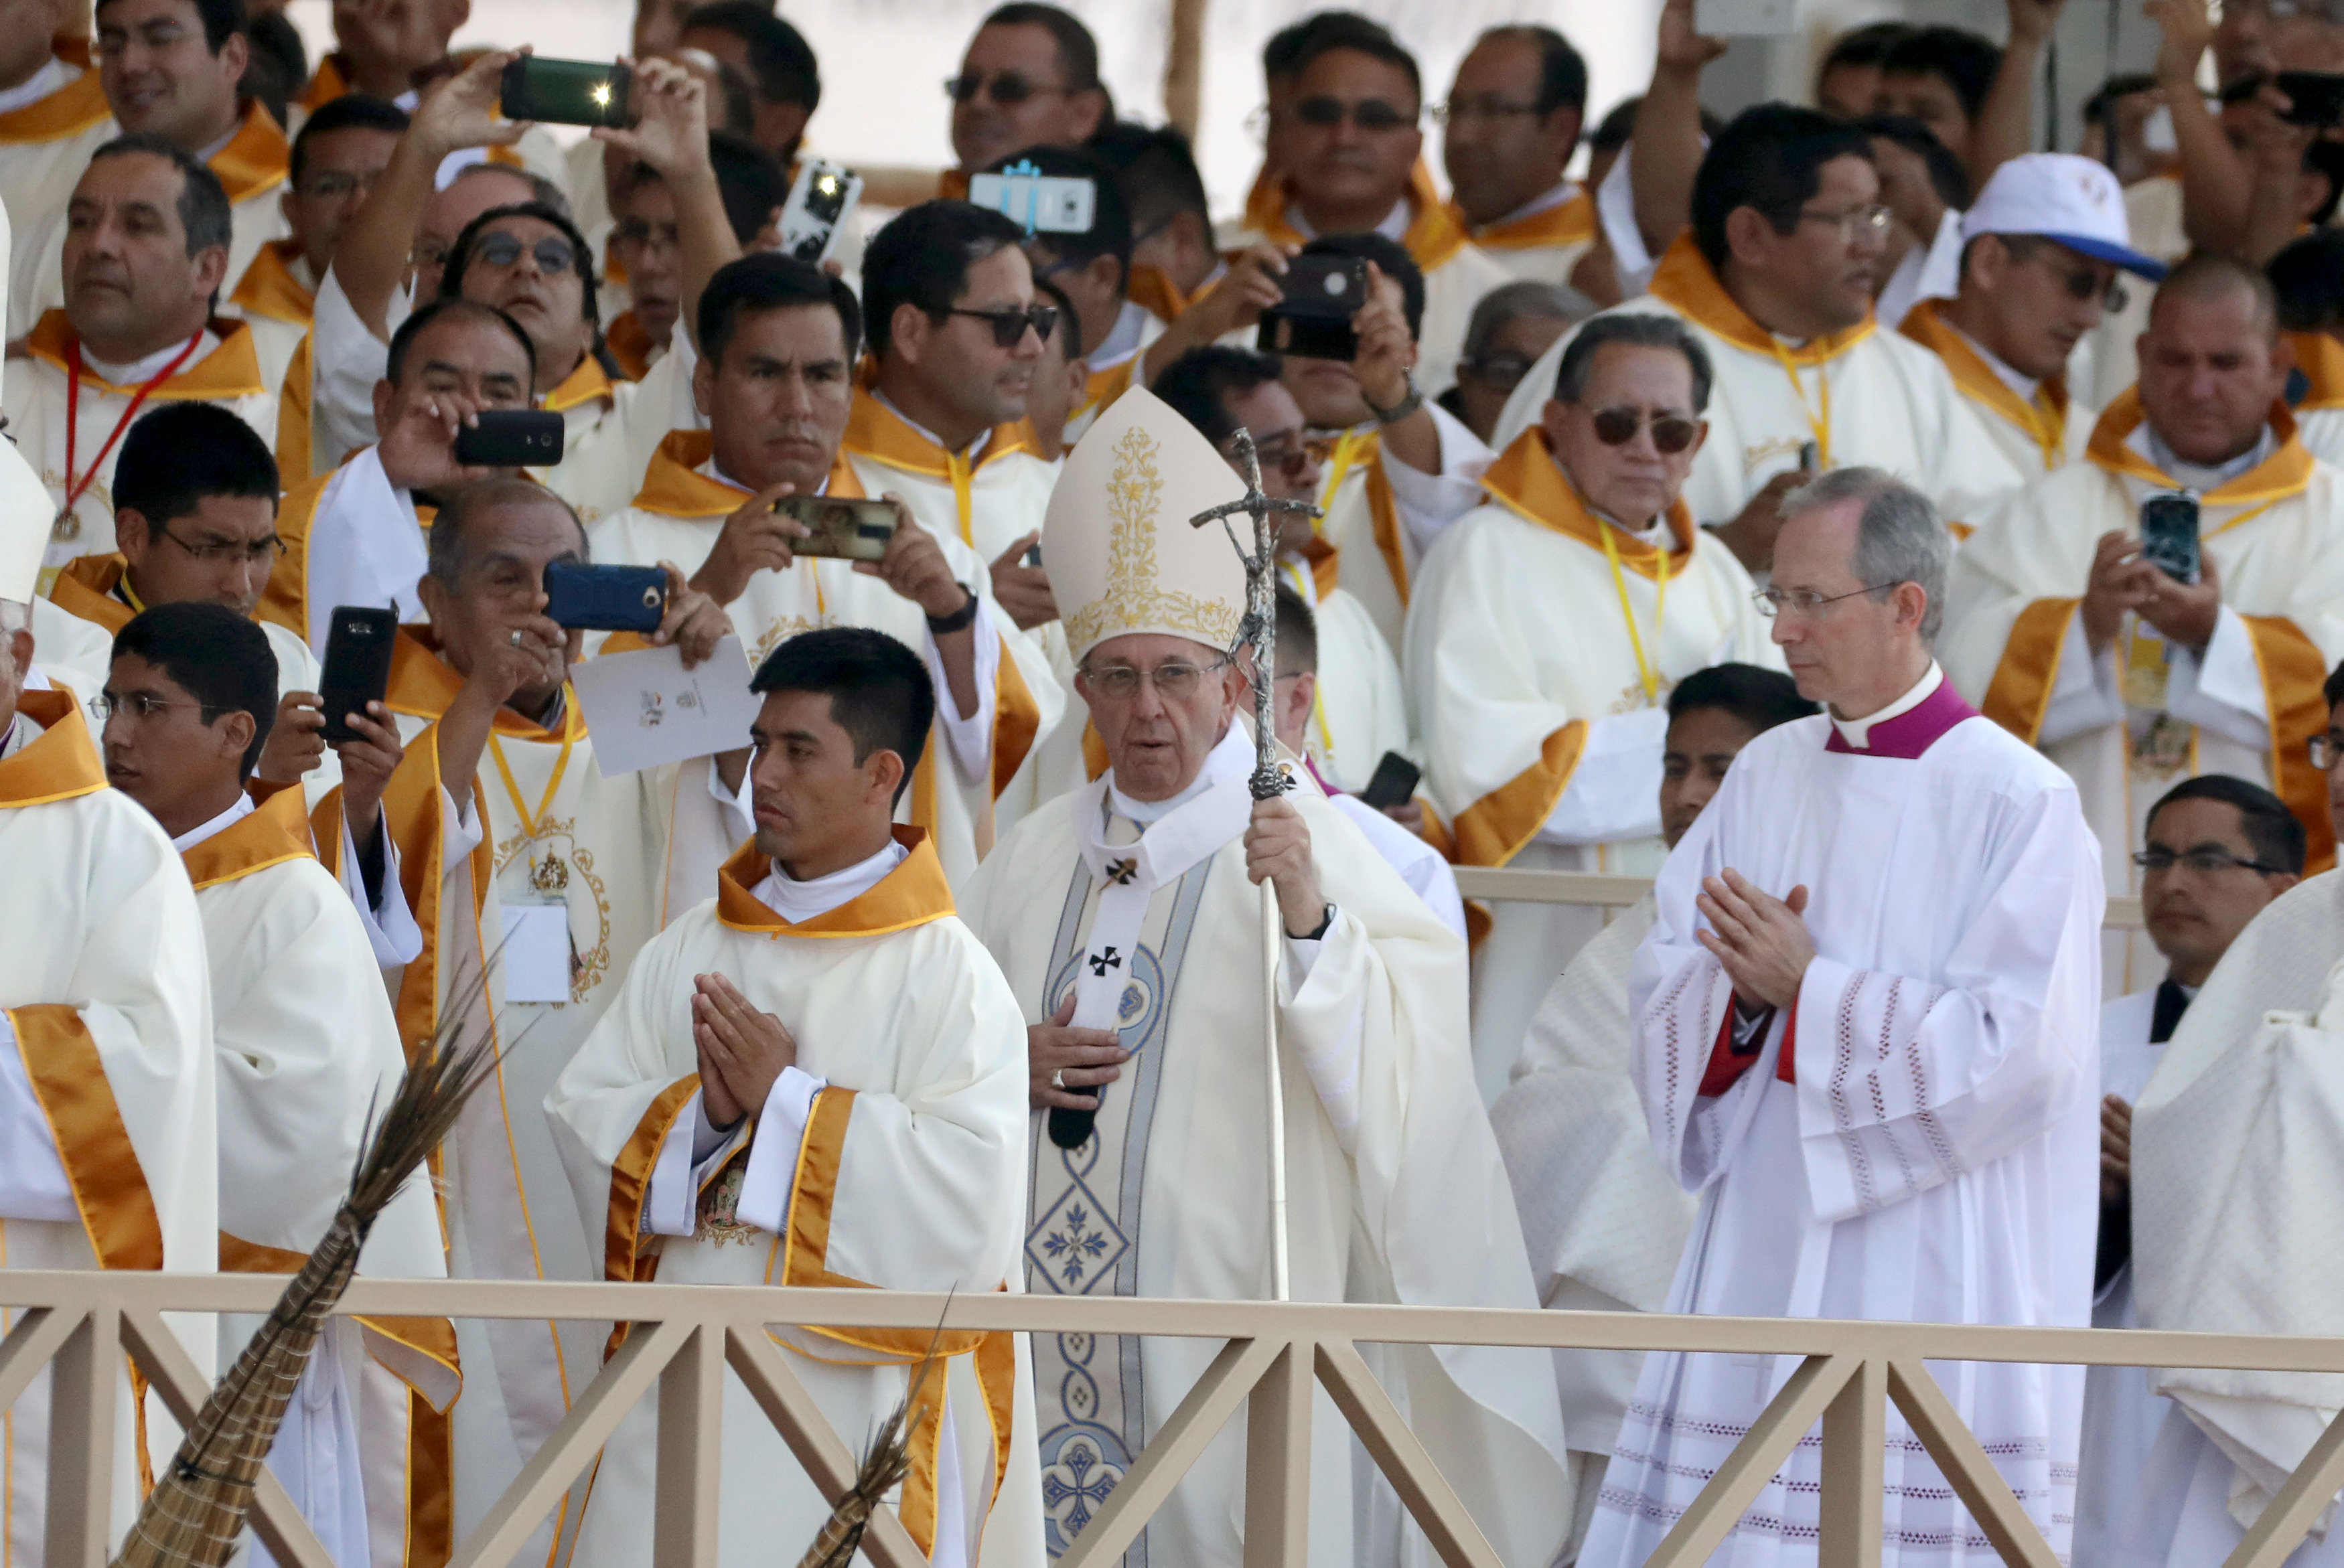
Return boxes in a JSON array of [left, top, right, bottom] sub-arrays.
[[1027, 1185, 1130, 1290]]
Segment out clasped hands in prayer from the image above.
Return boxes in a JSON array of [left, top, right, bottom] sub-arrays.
[[692, 972, 796, 1129], [1696, 869, 1815, 1014]]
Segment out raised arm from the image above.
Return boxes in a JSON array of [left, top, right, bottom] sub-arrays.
[[591, 57, 739, 353], [1966, 0, 2067, 189], [1629, 0, 1724, 260]]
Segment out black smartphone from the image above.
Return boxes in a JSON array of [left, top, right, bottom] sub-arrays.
[[454, 408, 565, 468], [2277, 71, 2344, 127], [500, 57, 633, 129], [1256, 255, 1369, 362], [318, 607, 398, 743], [772, 495, 896, 562], [542, 560, 667, 632], [1357, 750, 1422, 810], [2140, 492, 2201, 585], [1798, 439, 1820, 471]]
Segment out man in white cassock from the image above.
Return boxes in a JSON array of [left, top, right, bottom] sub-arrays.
[[1581, 468, 2104, 1563], [1406, 312, 1777, 1099], [2069, 773, 2302, 1567], [1490, 661, 1812, 1563], [0, 444, 217, 1565], [959, 389, 1570, 1568], [550, 627, 1040, 1568], [1942, 253, 2344, 995], [100, 603, 455, 1568]]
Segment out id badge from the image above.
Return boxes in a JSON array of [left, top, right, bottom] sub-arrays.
[[500, 905, 573, 1004]]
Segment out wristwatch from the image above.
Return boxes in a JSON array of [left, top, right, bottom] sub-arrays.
[[1361, 372, 1422, 426], [926, 586, 978, 635], [1288, 903, 1336, 941]]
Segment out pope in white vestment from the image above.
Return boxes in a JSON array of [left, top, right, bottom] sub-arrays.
[[960, 390, 1570, 1567]]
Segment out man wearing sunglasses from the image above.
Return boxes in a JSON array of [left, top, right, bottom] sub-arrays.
[[2069, 774, 2299, 1566], [1222, 16, 1510, 395], [1944, 252, 2344, 992], [1438, 25, 1599, 290], [1409, 313, 1779, 1099], [1489, 103, 2006, 576], [1442, 279, 1586, 445], [1901, 154, 2167, 522], [940, 3, 1106, 195]]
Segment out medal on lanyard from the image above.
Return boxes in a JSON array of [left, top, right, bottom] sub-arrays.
[[56, 333, 205, 540]]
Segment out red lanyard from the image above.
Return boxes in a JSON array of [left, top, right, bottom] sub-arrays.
[[60, 332, 204, 518]]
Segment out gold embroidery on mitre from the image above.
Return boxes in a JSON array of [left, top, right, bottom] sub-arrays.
[[1062, 426, 1244, 654]]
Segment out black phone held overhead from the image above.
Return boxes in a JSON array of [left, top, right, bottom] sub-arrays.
[[500, 57, 633, 128], [453, 408, 564, 469]]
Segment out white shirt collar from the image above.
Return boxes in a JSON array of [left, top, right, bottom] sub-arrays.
[[2134, 421, 2274, 493], [1286, 197, 1411, 244], [170, 791, 254, 852], [1487, 178, 1581, 229], [873, 387, 990, 463], [82, 329, 210, 386], [1829, 661, 1943, 749], [0, 57, 70, 115], [704, 457, 830, 498], [1946, 320, 2041, 403], [1086, 298, 1151, 371], [749, 836, 908, 923], [1106, 722, 1254, 825]]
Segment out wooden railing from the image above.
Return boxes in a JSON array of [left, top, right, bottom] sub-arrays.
[[1448, 866, 2150, 931], [9, 1271, 2343, 1568]]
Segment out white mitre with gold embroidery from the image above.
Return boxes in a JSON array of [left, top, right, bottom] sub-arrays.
[[1045, 386, 1247, 661]]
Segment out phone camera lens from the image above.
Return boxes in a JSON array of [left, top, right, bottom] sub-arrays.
[[1324, 274, 1348, 297], [642, 588, 661, 609]]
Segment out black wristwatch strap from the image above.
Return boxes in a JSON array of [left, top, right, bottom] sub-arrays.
[[926, 586, 979, 634], [1290, 903, 1335, 941]]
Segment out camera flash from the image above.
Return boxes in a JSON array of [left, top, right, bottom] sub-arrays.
[[591, 82, 612, 107]]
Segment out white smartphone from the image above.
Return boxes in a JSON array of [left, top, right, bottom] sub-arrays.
[[1694, 0, 1800, 35], [776, 159, 862, 266], [968, 169, 1096, 234]]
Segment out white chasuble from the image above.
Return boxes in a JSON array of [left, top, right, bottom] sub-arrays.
[[1302, 406, 1490, 654], [184, 785, 455, 1568], [1942, 396, 2344, 994], [548, 832, 1041, 1568], [960, 726, 1571, 1568], [1404, 429, 1776, 1101], [1899, 299, 2096, 528], [0, 692, 216, 1568], [1489, 236, 2007, 530], [587, 430, 1064, 884], [4, 313, 277, 586], [842, 388, 1059, 567], [0, 62, 113, 326], [322, 631, 734, 1559], [2128, 870, 2344, 1561], [1584, 678, 2104, 1567]]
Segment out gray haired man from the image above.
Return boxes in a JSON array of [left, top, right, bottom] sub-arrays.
[[1579, 467, 2106, 1566]]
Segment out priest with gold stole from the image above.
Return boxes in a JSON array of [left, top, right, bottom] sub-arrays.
[[589, 252, 1062, 886], [550, 627, 1042, 1568], [1944, 254, 2344, 994], [100, 603, 454, 1568], [960, 390, 1569, 1568], [1407, 314, 1777, 1099], [334, 475, 735, 1557], [0, 447, 216, 1565]]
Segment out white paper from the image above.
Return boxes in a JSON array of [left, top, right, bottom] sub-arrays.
[[499, 905, 573, 1004], [569, 636, 762, 775]]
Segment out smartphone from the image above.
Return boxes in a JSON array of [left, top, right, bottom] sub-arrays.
[[1256, 255, 1369, 362], [774, 495, 896, 562], [2139, 492, 2202, 585], [1357, 751, 1422, 811], [500, 57, 633, 129], [776, 159, 863, 264], [454, 408, 565, 468], [968, 169, 1096, 234], [542, 560, 666, 632], [1798, 439, 1820, 472], [1693, 0, 1800, 35], [2277, 71, 2344, 128], [318, 607, 398, 743]]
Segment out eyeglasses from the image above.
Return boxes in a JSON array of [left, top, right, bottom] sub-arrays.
[[1293, 96, 1417, 132], [473, 233, 577, 277], [1459, 350, 1536, 391], [1431, 96, 1543, 125], [610, 218, 679, 254], [944, 71, 1068, 106], [2309, 734, 2344, 769], [2132, 847, 2284, 875], [1078, 657, 1230, 702], [2029, 251, 2129, 311], [1239, 432, 1318, 478], [1795, 204, 1893, 243], [96, 690, 219, 722], [296, 170, 380, 202], [946, 303, 1058, 348], [1589, 406, 1700, 455], [1753, 582, 1903, 618], [155, 524, 285, 566]]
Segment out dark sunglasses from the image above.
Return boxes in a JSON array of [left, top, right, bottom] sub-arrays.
[[1293, 96, 1416, 132], [1235, 432, 1316, 476], [1461, 350, 1536, 391], [2039, 256, 2128, 311], [1590, 406, 1699, 454], [475, 233, 577, 276], [947, 303, 1059, 347], [944, 71, 1064, 106]]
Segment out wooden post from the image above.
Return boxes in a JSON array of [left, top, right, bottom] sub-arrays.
[[1164, 0, 1208, 142]]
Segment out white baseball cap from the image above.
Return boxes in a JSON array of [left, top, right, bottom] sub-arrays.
[[1960, 152, 2167, 280]]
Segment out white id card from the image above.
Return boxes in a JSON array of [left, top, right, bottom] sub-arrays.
[[500, 905, 573, 1004]]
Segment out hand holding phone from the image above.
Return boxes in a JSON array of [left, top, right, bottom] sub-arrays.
[[319, 608, 398, 743], [453, 409, 565, 469], [1258, 256, 1369, 360], [543, 561, 668, 631], [775, 495, 895, 561], [501, 56, 633, 128]]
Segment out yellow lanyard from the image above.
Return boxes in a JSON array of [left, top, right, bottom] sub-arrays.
[[1317, 428, 1370, 530], [2029, 391, 2066, 473], [1599, 518, 1668, 704], [486, 694, 581, 840], [1276, 558, 1338, 757], [1766, 339, 1832, 467], [947, 449, 975, 548]]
